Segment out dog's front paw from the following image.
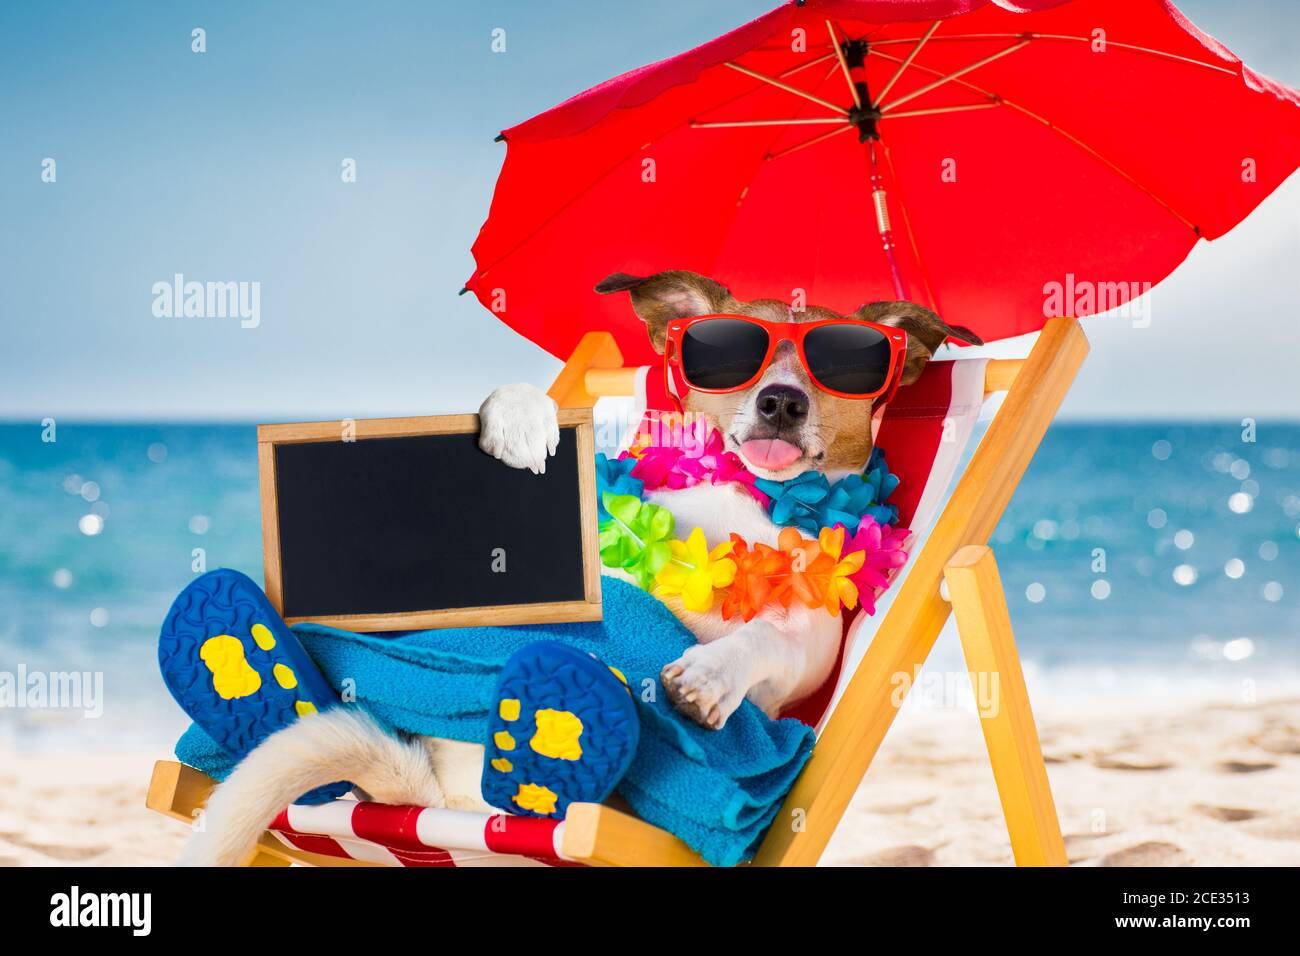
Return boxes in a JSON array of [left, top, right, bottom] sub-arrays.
[[478, 383, 559, 474], [661, 645, 747, 730]]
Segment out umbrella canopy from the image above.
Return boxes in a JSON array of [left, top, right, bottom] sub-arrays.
[[465, 0, 1300, 365]]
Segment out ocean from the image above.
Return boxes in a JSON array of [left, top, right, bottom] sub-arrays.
[[1, 420, 1297, 751]]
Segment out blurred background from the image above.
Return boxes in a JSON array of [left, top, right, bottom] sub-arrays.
[[0, 0, 1296, 866]]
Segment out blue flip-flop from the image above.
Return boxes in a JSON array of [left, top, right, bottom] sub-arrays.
[[481, 641, 640, 819], [159, 568, 350, 804]]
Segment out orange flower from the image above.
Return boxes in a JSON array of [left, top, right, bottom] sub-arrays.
[[779, 526, 864, 615], [721, 534, 792, 621], [779, 527, 823, 610]]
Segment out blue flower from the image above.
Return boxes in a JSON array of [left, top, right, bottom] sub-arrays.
[[754, 448, 900, 535], [755, 471, 833, 535], [595, 454, 645, 521], [863, 446, 901, 524]]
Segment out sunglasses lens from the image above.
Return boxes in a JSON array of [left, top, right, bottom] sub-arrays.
[[803, 323, 893, 396], [680, 318, 769, 390]]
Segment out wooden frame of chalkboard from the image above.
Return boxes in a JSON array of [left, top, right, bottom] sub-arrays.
[[256, 409, 602, 631]]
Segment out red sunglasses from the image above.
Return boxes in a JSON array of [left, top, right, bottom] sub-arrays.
[[664, 314, 908, 404]]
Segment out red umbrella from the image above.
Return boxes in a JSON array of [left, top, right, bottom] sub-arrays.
[[465, 0, 1300, 365]]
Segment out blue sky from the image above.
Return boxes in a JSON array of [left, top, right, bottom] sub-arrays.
[[1, 0, 1297, 421]]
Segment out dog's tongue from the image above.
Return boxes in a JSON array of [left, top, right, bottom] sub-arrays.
[[740, 439, 802, 471]]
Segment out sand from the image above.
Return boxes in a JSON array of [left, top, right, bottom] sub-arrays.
[[0, 751, 187, 867], [822, 694, 1300, 867], [2, 695, 1297, 867]]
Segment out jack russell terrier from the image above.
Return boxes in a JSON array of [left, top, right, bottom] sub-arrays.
[[180, 270, 979, 865]]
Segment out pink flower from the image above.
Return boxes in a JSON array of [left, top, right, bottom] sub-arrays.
[[625, 425, 770, 508], [841, 518, 912, 614]]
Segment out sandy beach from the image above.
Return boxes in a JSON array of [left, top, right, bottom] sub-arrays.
[[823, 693, 1300, 867], [0, 750, 188, 867], [3, 693, 1297, 867]]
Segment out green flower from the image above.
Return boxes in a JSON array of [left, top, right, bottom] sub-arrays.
[[598, 493, 675, 589]]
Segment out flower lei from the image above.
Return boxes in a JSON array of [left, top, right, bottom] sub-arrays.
[[594, 428, 911, 620]]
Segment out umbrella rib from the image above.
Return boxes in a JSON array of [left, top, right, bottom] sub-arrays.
[[693, 117, 849, 128], [767, 123, 855, 161], [753, 35, 1233, 78], [865, 33, 1235, 75], [998, 99, 1197, 230], [704, 63, 847, 280], [725, 61, 849, 116], [867, 47, 1199, 232], [759, 62, 857, 158], [474, 55, 842, 282], [878, 39, 1031, 113], [875, 20, 940, 104], [883, 102, 1001, 120], [689, 52, 840, 126], [880, 142, 940, 315], [826, 20, 861, 108], [704, 53, 841, 115], [1031, 34, 1234, 75], [780, 51, 838, 77]]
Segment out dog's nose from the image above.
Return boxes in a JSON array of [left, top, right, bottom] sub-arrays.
[[755, 384, 809, 429]]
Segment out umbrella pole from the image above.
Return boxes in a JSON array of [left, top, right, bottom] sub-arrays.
[[868, 139, 907, 301], [840, 37, 909, 301]]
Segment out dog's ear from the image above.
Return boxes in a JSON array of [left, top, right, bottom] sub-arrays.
[[851, 301, 983, 386], [595, 270, 732, 354]]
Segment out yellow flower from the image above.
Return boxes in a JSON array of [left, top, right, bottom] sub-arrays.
[[655, 528, 737, 612], [818, 526, 865, 614]]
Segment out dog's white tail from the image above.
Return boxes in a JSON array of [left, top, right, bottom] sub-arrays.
[[179, 707, 444, 866]]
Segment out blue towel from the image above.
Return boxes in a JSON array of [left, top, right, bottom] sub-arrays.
[[176, 577, 815, 866]]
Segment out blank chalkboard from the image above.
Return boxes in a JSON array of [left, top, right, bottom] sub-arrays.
[[256, 411, 601, 631]]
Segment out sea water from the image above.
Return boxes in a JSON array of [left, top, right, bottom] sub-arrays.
[[0, 420, 1296, 750]]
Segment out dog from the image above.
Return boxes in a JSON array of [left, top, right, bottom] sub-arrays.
[[180, 270, 979, 865]]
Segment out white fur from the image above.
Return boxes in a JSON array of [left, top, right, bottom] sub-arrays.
[[423, 738, 493, 812], [181, 708, 445, 866], [482, 383, 841, 730], [477, 382, 559, 473], [641, 483, 841, 726], [721, 343, 830, 482], [188, 380, 844, 864]]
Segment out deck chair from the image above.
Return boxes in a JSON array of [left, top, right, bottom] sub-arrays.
[[147, 316, 1088, 867]]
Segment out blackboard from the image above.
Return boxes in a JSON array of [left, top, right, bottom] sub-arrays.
[[257, 411, 601, 630]]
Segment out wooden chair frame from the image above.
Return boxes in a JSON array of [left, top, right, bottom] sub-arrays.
[[148, 316, 1087, 867]]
